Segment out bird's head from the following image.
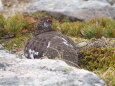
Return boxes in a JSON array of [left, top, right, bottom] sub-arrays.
[[41, 17, 52, 26], [37, 17, 52, 29], [34, 17, 54, 36]]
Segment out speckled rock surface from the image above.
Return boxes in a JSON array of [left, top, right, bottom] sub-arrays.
[[0, 0, 3, 11], [1, 0, 115, 20], [1, 0, 35, 17], [25, 0, 115, 20], [75, 37, 115, 51], [0, 51, 107, 86]]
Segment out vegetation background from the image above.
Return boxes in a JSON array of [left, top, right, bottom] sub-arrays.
[[0, 12, 115, 86]]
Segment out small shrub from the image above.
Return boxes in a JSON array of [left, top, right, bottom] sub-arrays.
[[0, 27, 7, 37], [79, 47, 115, 71], [0, 14, 6, 28], [53, 21, 83, 37], [88, 17, 115, 38], [29, 11, 47, 19], [3, 34, 30, 49], [0, 13, 115, 39], [79, 47, 115, 86], [0, 14, 7, 37], [81, 24, 104, 38], [53, 17, 115, 38], [0, 13, 35, 38], [60, 17, 70, 22], [94, 67, 115, 86], [5, 16, 22, 36], [4, 14, 32, 37]]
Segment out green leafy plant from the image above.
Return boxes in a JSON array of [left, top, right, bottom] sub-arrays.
[[79, 47, 115, 86], [0, 14, 6, 28], [89, 17, 115, 38], [29, 11, 47, 19], [79, 47, 115, 71], [4, 14, 31, 37], [81, 24, 104, 38], [53, 21, 83, 37], [0, 14, 7, 37], [3, 34, 30, 49], [5, 17, 22, 36], [53, 17, 115, 38]]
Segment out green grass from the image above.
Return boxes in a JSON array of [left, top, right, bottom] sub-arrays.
[[79, 47, 115, 86], [0, 13, 114, 86], [0, 13, 115, 38], [53, 17, 115, 38], [94, 67, 115, 86], [3, 34, 30, 50], [0, 14, 34, 37]]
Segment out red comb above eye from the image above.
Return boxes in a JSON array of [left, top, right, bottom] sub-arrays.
[[47, 18, 52, 22]]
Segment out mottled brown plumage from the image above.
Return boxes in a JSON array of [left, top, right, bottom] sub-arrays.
[[24, 17, 78, 65]]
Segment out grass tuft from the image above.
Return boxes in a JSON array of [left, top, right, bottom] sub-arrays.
[[79, 47, 115, 86]]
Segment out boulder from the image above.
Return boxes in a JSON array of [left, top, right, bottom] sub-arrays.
[[106, 0, 115, 4], [75, 37, 115, 51], [25, 0, 115, 20], [1, 0, 35, 17], [0, 52, 107, 86], [0, 0, 3, 11]]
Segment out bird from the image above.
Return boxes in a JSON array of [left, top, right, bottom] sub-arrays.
[[24, 17, 78, 65]]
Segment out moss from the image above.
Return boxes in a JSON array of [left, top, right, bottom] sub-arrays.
[[0, 14, 35, 38], [53, 17, 115, 38], [79, 47, 115, 86], [72, 37, 88, 42], [5, 14, 32, 36], [0, 12, 114, 85], [0, 14, 7, 37], [79, 47, 115, 71], [0, 13, 115, 39], [0, 39, 3, 44], [94, 67, 115, 86], [62, 67, 73, 72], [28, 11, 48, 19], [53, 21, 84, 37], [3, 34, 30, 50]]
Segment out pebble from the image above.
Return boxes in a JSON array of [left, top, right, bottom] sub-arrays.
[[77, 42, 87, 47]]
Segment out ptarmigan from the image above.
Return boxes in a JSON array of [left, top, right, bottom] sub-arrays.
[[24, 17, 78, 65]]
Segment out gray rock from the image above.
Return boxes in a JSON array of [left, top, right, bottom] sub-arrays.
[[0, 0, 3, 11], [113, 3, 115, 7], [0, 52, 107, 86], [0, 50, 26, 59], [0, 51, 18, 58], [25, 0, 115, 20], [0, 44, 4, 50], [75, 37, 115, 51], [77, 42, 88, 47], [107, 0, 115, 4], [89, 0, 107, 2], [1, 0, 35, 18], [110, 5, 115, 19]]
